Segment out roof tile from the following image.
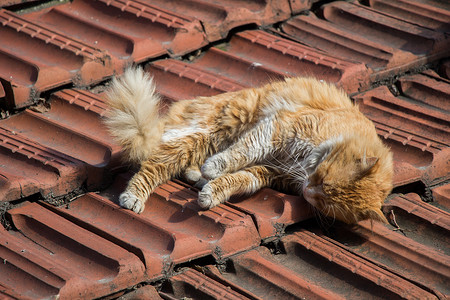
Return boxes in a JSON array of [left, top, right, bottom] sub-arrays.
[[367, 0, 450, 32], [25, 0, 207, 60], [148, 59, 246, 102], [353, 73, 450, 186], [4, 202, 146, 299], [0, 0, 448, 298], [321, 2, 448, 54], [138, 0, 294, 42], [119, 285, 162, 300], [43, 177, 260, 279], [282, 230, 438, 299], [384, 193, 450, 252], [0, 88, 121, 200], [209, 232, 437, 299], [280, 1, 449, 83], [156, 30, 369, 94], [225, 188, 312, 239], [432, 184, 450, 210], [0, 8, 118, 109], [228, 247, 344, 299], [161, 268, 250, 299], [0, 127, 85, 201], [334, 220, 450, 296]]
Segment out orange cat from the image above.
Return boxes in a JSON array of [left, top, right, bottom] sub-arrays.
[[104, 67, 393, 224]]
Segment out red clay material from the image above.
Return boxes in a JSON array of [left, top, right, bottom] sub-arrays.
[[162, 268, 250, 299], [281, 13, 416, 71], [45, 181, 260, 279], [383, 193, 450, 253], [321, 2, 448, 55], [191, 30, 369, 94], [368, 0, 450, 32], [334, 220, 450, 297], [228, 247, 344, 299], [433, 184, 450, 210], [140, 0, 294, 42], [147, 59, 246, 102], [3, 202, 146, 299], [0, 0, 38, 7], [0, 88, 121, 191], [25, 0, 207, 60], [289, 0, 316, 14], [0, 82, 4, 98], [0, 0, 448, 298], [119, 285, 162, 300], [281, 1, 450, 83], [440, 59, 450, 79], [281, 230, 438, 299], [226, 188, 313, 239], [0, 8, 117, 109], [0, 127, 85, 201], [354, 74, 450, 186]]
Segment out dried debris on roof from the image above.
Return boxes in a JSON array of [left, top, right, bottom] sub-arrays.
[[0, 0, 449, 299]]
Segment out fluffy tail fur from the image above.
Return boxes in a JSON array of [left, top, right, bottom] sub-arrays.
[[104, 67, 164, 164]]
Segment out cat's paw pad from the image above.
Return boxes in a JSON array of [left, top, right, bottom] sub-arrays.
[[201, 158, 224, 180], [119, 191, 145, 214], [198, 184, 219, 209]]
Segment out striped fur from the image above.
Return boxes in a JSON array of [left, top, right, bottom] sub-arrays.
[[104, 68, 393, 224]]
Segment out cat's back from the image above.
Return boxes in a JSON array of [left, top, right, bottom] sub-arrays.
[[264, 77, 353, 112]]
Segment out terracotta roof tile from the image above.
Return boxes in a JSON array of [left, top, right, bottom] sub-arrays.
[[226, 247, 345, 299], [433, 184, 450, 210], [334, 219, 450, 297], [367, 0, 450, 32], [198, 231, 440, 299], [3, 202, 146, 299], [282, 230, 439, 299], [26, 0, 207, 60], [0, 87, 121, 200], [148, 59, 246, 102], [161, 268, 250, 299], [281, 2, 450, 83], [321, 2, 448, 55], [0, 8, 119, 109], [353, 73, 450, 186], [384, 193, 450, 250], [136, 0, 295, 42], [152, 30, 370, 94], [42, 179, 260, 279], [0, 0, 448, 298], [119, 285, 162, 300], [225, 188, 312, 240], [0, 127, 85, 201]]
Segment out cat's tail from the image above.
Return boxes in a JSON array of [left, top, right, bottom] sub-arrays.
[[104, 67, 164, 164]]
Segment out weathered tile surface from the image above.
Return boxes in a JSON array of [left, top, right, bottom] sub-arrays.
[[0, 0, 448, 298]]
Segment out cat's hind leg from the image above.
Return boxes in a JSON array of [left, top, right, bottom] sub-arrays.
[[120, 133, 211, 213], [198, 165, 277, 209]]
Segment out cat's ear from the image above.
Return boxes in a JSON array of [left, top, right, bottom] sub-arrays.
[[356, 156, 378, 177], [361, 207, 388, 224]]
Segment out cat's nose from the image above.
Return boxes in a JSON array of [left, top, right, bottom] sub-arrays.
[[302, 182, 318, 207]]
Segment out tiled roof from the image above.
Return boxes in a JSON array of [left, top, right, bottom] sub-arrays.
[[0, 0, 449, 299]]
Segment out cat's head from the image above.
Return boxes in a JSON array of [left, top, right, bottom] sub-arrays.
[[302, 136, 393, 224]]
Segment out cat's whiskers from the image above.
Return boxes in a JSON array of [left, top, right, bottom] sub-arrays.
[[270, 150, 308, 180]]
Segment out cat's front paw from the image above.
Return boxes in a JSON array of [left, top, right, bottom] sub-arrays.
[[201, 157, 225, 180], [119, 191, 145, 213], [198, 183, 220, 209]]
